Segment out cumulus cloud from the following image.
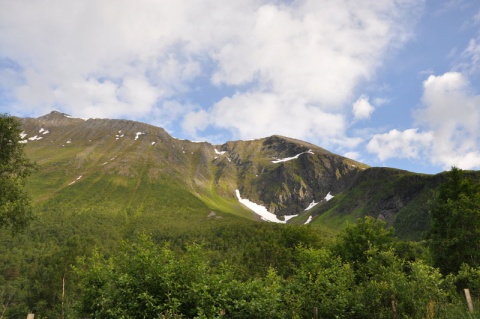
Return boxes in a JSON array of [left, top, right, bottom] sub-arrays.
[[343, 151, 361, 161], [0, 0, 422, 149], [367, 128, 433, 161], [216, 92, 350, 145], [418, 72, 480, 169], [182, 0, 422, 145], [352, 95, 375, 120], [367, 72, 480, 170]]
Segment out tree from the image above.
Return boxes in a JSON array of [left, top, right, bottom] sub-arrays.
[[334, 216, 396, 270], [428, 167, 480, 274], [287, 247, 355, 318], [75, 236, 287, 318], [0, 114, 36, 231]]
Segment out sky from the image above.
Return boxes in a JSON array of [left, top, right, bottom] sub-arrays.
[[1, 0, 480, 174]]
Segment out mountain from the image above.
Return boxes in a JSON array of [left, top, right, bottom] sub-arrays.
[[17, 111, 478, 239]]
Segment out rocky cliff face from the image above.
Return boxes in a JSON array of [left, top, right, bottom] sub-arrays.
[[213, 136, 367, 216]]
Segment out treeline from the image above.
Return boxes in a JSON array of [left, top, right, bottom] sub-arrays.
[[2, 214, 479, 318], [74, 218, 480, 319], [0, 210, 330, 318]]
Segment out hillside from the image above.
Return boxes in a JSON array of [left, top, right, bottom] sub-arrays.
[[18, 112, 366, 221], [18, 111, 479, 238]]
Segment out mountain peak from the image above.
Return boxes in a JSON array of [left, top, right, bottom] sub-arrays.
[[266, 135, 332, 154], [36, 110, 86, 126]]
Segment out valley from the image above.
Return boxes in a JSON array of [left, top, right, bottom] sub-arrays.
[[0, 112, 479, 318]]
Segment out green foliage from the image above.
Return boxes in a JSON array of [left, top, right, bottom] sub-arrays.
[[75, 236, 287, 319], [428, 167, 480, 274], [334, 216, 395, 270], [2, 210, 480, 318], [455, 264, 480, 296], [0, 114, 36, 231], [286, 247, 355, 318], [330, 217, 449, 318], [353, 248, 448, 318]]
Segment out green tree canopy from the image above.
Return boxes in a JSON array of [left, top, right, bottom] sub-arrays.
[[334, 216, 395, 269], [0, 114, 36, 231], [428, 167, 480, 274]]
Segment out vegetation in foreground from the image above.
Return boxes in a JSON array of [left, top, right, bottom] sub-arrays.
[[72, 218, 480, 319], [1, 214, 480, 319]]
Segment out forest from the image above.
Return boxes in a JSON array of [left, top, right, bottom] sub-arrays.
[[1, 114, 480, 318]]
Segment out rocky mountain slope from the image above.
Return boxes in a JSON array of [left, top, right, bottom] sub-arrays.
[[18, 111, 477, 239]]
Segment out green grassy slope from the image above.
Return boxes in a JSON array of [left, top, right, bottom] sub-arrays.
[[20, 112, 480, 240], [302, 167, 475, 240]]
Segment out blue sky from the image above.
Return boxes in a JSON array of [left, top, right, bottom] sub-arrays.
[[1, 0, 480, 174]]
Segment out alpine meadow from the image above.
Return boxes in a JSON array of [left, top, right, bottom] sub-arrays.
[[1, 112, 480, 318]]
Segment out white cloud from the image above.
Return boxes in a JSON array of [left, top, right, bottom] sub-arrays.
[[367, 72, 480, 170], [475, 10, 480, 25], [185, 0, 422, 146], [51, 75, 161, 119], [352, 95, 375, 120], [367, 128, 433, 161], [187, 91, 357, 149], [373, 97, 390, 106], [0, 0, 423, 148], [182, 108, 210, 137], [211, 1, 419, 107], [418, 72, 480, 169], [462, 37, 480, 74], [343, 151, 361, 161], [150, 100, 198, 130]]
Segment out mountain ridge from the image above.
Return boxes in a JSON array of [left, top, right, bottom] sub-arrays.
[[18, 111, 476, 238]]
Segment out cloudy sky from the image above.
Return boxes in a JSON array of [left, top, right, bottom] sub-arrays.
[[1, 0, 480, 174]]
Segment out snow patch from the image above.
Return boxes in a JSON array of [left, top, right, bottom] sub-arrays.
[[62, 114, 88, 121], [305, 201, 319, 211], [304, 216, 313, 224], [324, 192, 334, 201], [151, 141, 156, 145], [134, 132, 145, 140], [284, 215, 297, 222], [235, 190, 297, 223], [66, 140, 72, 144], [19, 131, 28, 143], [214, 148, 226, 155], [68, 175, 82, 186], [39, 128, 49, 135], [304, 192, 333, 211], [272, 149, 314, 163], [28, 135, 43, 141], [101, 156, 117, 166]]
